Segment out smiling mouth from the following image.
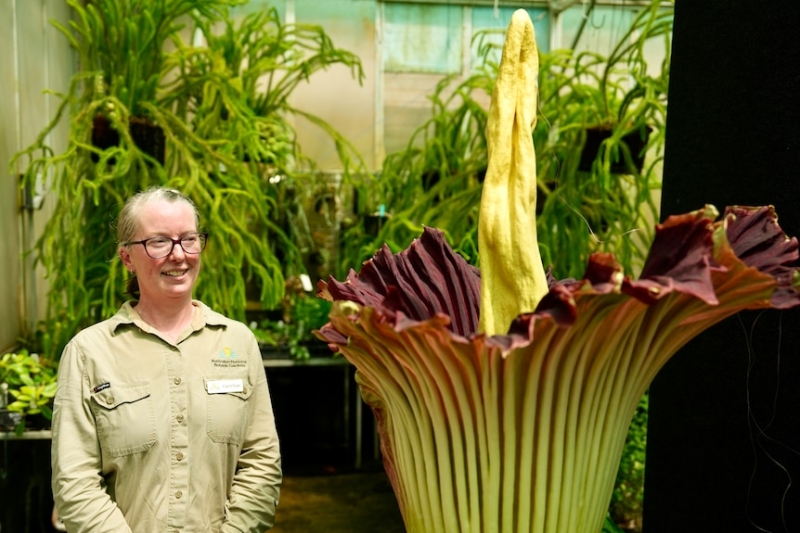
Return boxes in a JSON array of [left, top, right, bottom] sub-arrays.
[[163, 269, 188, 278]]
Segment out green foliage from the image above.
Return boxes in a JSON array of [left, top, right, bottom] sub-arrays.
[[535, 2, 671, 278], [49, 0, 242, 116], [603, 513, 627, 533], [11, 1, 365, 360], [0, 350, 58, 435], [610, 392, 649, 531], [339, 70, 489, 272], [169, 5, 366, 174], [168, 6, 369, 284], [251, 286, 333, 359]]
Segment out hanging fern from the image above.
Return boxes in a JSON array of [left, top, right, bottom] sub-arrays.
[[11, 0, 367, 360]]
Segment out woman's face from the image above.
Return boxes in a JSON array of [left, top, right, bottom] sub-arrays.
[[119, 198, 201, 306]]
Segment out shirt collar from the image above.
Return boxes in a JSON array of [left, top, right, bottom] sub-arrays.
[[110, 300, 228, 335]]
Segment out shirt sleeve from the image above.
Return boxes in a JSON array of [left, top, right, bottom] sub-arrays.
[[51, 339, 134, 533], [221, 334, 282, 532]]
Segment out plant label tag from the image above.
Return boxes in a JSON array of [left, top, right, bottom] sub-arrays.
[[207, 379, 244, 394]]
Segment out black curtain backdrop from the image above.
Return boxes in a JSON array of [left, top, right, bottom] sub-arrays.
[[644, 1, 800, 532]]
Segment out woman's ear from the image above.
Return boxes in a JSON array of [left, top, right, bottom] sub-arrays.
[[119, 246, 134, 273]]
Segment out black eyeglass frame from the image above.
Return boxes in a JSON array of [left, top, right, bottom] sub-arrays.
[[123, 232, 209, 259]]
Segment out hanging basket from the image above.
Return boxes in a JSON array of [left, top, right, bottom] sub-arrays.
[[91, 114, 166, 165], [578, 125, 652, 174]]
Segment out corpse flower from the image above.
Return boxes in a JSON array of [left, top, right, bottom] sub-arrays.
[[315, 10, 800, 533]]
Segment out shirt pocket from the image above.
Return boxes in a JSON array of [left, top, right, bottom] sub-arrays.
[[204, 375, 253, 445], [90, 381, 156, 457]]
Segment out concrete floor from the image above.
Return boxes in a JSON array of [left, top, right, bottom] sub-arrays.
[[272, 466, 406, 533]]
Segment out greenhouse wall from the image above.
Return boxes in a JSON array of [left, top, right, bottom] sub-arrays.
[[0, 0, 72, 352]]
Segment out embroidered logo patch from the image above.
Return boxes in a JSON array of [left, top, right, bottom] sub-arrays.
[[213, 347, 246, 368], [219, 347, 238, 359]]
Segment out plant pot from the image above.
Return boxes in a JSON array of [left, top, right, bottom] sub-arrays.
[[91, 114, 166, 164], [0, 409, 22, 432], [364, 213, 390, 236], [260, 340, 333, 361], [261, 344, 293, 360], [578, 126, 652, 174], [25, 412, 52, 431], [303, 339, 335, 358]]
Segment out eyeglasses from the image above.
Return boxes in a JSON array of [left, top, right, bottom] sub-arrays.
[[123, 233, 209, 259]]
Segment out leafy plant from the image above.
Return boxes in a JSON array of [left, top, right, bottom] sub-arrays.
[[169, 7, 369, 282], [252, 280, 333, 359], [0, 350, 58, 435], [11, 0, 251, 358], [610, 392, 648, 532], [11, 1, 366, 360], [535, 2, 672, 278], [340, 70, 490, 273], [52, 0, 239, 116], [177, 5, 365, 162]]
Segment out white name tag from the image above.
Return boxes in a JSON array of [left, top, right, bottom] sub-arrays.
[[207, 379, 244, 394]]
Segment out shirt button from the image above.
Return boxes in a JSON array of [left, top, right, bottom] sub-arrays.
[[176, 452, 184, 461], [176, 414, 184, 423], [106, 396, 115, 405], [174, 377, 182, 385], [175, 490, 183, 499]]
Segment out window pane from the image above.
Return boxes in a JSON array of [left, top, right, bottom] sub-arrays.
[[471, 6, 550, 71], [560, 5, 635, 58], [383, 3, 462, 74]]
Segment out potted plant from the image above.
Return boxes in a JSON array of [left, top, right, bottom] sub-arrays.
[[181, 5, 368, 277], [252, 278, 334, 360], [0, 350, 58, 435], [175, 6, 365, 167], [173, 6, 368, 350], [572, 2, 671, 175]]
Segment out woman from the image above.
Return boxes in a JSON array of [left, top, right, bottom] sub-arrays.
[[51, 187, 282, 532]]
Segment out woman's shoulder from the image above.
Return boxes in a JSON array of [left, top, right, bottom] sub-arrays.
[[194, 301, 252, 334], [61, 306, 135, 358], [72, 305, 134, 340]]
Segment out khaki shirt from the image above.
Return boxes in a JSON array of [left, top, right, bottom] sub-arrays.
[[52, 301, 282, 532]]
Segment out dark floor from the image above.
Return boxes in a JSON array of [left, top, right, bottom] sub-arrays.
[[266, 362, 409, 531], [272, 463, 406, 533]]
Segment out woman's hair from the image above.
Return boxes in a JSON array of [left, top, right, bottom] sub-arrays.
[[118, 187, 200, 298]]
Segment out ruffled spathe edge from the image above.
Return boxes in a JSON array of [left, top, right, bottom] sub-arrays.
[[317, 205, 800, 347]]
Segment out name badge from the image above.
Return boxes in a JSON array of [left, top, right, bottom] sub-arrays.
[[207, 379, 244, 394]]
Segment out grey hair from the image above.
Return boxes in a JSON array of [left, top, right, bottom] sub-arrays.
[[117, 187, 199, 244], [118, 187, 200, 299]]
